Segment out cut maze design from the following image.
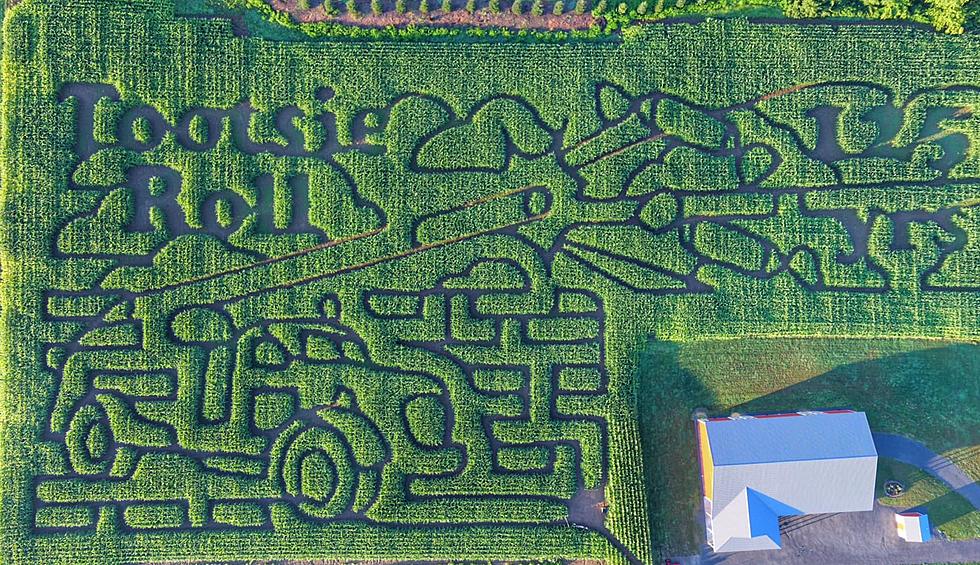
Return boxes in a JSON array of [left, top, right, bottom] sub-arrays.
[[56, 82, 980, 294], [13, 34, 980, 561], [0, 0, 980, 563]]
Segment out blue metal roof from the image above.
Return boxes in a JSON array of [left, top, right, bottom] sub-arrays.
[[705, 411, 877, 466], [746, 488, 791, 543]]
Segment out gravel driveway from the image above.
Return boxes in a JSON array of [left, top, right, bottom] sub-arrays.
[[675, 503, 980, 565]]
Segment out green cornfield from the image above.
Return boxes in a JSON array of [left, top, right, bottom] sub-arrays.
[[1, 0, 979, 563]]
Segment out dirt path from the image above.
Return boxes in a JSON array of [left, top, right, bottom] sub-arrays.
[[674, 503, 980, 564]]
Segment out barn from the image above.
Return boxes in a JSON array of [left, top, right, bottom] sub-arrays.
[[696, 410, 878, 552]]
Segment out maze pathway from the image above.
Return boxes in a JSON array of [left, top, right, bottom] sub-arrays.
[[2, 2, 979, 564]]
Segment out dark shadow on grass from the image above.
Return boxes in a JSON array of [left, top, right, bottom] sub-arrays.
[[635, 339, 718, 556], [730, 343, 980, 456], [911, 491, 976, 530], [734, 343, 980, 533]]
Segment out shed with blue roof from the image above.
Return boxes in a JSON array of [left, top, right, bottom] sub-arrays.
[[696, 410, 878, 552], [896, 511, 931, 542]]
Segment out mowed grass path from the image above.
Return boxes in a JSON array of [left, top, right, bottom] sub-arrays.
[[636, 338, 980, 554]]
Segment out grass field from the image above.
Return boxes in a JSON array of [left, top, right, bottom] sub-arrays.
[[2, 0, 980, 563], [636, 337, 980, 553]]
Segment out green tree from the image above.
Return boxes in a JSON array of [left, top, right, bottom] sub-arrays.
[[531, 0, 545, 14], [347, 0, 361, 16], [594, 0, 607, 12], [637, 0, 647, 13], [553, 0, 564, 13], [616, 1, 628, 13], [490, 0, 502, 11], [782, 0, 828, 18], [927, 0, 967, 33], [862, 0, 910, 18], [396, 0, 407, 12], [968, 0, 980, 31], [421, 0, 431, 14], [466, 0, 476, 13], [512, 0, 524, 13], [442, 0, 453, 11], [575, 0, 588, 13], [371, 0, 383, 15]]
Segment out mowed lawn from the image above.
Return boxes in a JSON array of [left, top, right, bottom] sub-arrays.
[[636, 338, 980, 554], [876, 458, 980, 541]]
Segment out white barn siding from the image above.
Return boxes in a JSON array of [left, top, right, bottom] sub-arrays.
[[712, 455, 878, 515]]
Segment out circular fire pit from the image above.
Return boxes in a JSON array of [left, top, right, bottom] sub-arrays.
[[884, 480, 905, 498]]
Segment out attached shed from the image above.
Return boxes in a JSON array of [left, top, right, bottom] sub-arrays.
[[696, 410, 878, 552]]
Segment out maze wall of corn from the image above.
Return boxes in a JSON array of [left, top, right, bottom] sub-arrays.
[[2, 1, 979, 563]]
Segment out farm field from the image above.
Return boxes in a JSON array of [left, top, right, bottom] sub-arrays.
[[2, 1, 980, 564]]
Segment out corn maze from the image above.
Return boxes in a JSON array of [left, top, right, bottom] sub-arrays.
[[2, 1, 980, 564]]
